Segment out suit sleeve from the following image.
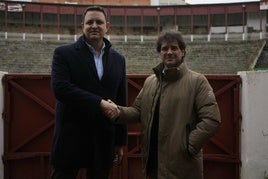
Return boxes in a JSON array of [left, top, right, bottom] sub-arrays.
[[51, 46, 102, 113], [114, 56, 128, 146]]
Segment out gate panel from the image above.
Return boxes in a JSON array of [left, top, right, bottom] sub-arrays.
[[203, 75, 241, 179], [2, 75, 55, 179], [2, 74, 241, 179]]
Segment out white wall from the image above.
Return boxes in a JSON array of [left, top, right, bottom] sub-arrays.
[[0, 71, 7, 179], [247, 11, 267, 33], [239, 71, 268, 179], [151, 0, 159, 5], [211, 26, 246, 33]]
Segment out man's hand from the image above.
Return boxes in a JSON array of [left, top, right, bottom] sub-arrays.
[[114, 146, 124, 165], [100, 99, 120, 120]]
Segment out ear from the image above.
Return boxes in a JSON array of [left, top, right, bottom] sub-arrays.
[[106, 22, 110, 34], [182, 50, 186, 56], [81, 22, 84, 30]]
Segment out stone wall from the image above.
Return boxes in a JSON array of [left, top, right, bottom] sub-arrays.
[[0, 38, 265, 74]]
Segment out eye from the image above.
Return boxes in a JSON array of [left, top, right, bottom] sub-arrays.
[[86, 20, 94, 25], [86, 20, 105, 25], [171, 46, 179, 51], [161, 47, 168, 52], [95, 20, 105, 25]]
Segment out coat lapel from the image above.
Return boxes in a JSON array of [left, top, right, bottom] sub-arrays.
[[75, 37, 100, 81]]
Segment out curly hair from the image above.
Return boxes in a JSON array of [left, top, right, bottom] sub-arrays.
[[156, 31, 186, 53]]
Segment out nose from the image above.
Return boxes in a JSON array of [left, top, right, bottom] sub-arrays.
[[167, 48, 173, 54], [91, 21, 98, 28]]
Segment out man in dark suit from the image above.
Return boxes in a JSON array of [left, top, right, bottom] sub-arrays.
[[50, 6, 127, 179]]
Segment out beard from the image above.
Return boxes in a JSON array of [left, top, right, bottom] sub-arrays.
[[164, 59, 182, 69]]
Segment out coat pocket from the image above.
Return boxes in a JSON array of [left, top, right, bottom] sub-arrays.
[[186, 123, 199, 157], [186, 124, 191, 155]]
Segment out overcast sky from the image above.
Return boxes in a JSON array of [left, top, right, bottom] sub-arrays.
[[185, 0, 259, 4]]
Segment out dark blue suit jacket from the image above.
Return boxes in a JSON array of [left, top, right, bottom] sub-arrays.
[[50, 36, 127, 169]]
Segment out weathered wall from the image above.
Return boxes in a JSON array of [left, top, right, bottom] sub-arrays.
[[0, 37, 264, 75], [239, 71, 268, 179]]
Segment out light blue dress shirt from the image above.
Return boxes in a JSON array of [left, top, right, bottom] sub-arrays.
[[86, 42, 106, 80]]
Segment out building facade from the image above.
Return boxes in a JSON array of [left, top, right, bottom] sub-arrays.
[[0, 1, 267, 41]]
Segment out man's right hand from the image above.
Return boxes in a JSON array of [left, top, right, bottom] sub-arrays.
[[100, 99, 120, 120]]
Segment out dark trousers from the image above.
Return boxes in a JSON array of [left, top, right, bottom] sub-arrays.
[[147, 150, 158, 179], [51, 166, 110, 179]]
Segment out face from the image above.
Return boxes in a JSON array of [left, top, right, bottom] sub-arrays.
[[82, 10, 109, 42], [160, 41, 185, 68]]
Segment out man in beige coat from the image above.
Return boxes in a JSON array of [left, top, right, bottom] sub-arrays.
[[105, 31, 221, 179]]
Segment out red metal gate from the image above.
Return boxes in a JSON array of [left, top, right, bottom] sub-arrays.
[[2, 74, 241, 179]]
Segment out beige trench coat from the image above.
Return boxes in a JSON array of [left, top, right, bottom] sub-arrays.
[[117, 62, 221, 179]]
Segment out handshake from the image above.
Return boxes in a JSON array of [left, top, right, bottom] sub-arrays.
[[100, 99, 120, 120]]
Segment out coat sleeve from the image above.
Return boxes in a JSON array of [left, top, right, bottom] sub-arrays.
[[114, 56, 128, 146], [116, 87, 143, 124], [51, 46, 102, 113], [188, 75, 221, 155]]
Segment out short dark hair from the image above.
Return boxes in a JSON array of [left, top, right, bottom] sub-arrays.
[[82, 5, 108, 23], [156, 31, 186, 53]]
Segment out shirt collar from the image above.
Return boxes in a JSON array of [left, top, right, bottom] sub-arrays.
[[85, 41, 106, 56]]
